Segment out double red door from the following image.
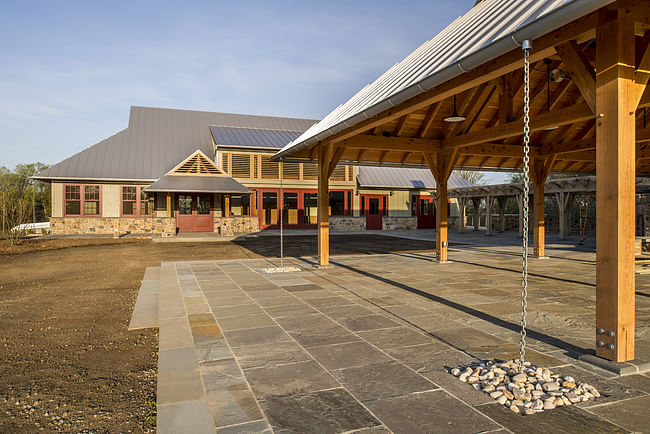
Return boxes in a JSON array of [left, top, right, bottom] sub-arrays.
[[176, 194, 213, 232], [361, 194, 386, 230], [412, 195, 435, 229]]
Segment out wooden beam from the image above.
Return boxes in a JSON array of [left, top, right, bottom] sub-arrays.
[[633, 32, 650, 106], [595, 8, 636, 362], [327, 147, 345, 179], [166, 193, 172, 218], [341, 135, 441, 153], [392, 115, 408, 137], [556, 40, 597, 113], [442, 103, 594, 150], [416, 102, 442, 138], [379, 150, 389, 163], [461, 143, 540, 157], [539, 137, 596, 155], [317, 143, 333, 266], [325, 12, 599, 146]]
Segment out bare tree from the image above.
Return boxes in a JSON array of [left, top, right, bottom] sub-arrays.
[[454, 170, 485, 186]]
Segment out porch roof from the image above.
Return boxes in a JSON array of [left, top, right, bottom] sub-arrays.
[[144, 175, 250, 194]]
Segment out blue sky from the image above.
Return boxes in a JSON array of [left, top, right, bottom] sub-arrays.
[[0, 0, 508, 183]]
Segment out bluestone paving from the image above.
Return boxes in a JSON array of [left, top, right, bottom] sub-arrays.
[[145, 235, 650, 432]]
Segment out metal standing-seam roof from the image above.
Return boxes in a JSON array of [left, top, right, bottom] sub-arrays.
[[357, 166, 474, 189], [210, 126, 308, 150], [34, 107, 317, 181], [144, 175, 250, 194], [274, 0, 612, 161]]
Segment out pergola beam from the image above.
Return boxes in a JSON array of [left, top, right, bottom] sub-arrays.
[[442, 103, 594, 150], [340, 135, 440, 153], [556, 40, 597, 113]]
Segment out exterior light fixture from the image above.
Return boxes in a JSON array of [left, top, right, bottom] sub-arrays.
[[444, 95, 466, 123]]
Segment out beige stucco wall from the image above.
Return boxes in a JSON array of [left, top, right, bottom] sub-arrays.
[[51, 183, 63, 217], [101, 184, 121, 217]]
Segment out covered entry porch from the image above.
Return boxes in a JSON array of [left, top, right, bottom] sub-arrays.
[[273, 0, 650, 363]]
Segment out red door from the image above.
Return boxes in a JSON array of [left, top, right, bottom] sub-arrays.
[[361, 194, 386, 230], [176, 194, 213, 232], [412, 195, 436, 229]]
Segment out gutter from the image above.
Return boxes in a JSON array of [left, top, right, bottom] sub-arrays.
[[272, 0, 613, 162]]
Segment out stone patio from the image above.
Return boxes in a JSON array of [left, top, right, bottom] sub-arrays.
[[134, 233, 650, 433]]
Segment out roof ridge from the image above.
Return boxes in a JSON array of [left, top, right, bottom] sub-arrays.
[[129, 105, 318, 122], [209, 124, 309, 133]]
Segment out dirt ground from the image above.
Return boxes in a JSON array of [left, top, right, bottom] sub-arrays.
[[0, 234, 434, 432]]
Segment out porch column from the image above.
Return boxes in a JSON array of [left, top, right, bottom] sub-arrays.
[[317, 144, 333, 266], [531, 157, 555, 258], [485, 195, 494, 236], [498, 196, 507, 232], [516, 193, 523, 237], [457, 197, 466, 233], [555, 191, 571, 240], [166, 193, 172, 218], [471, 198, 481, 231], [250, 190, 257, 217], [224, 194, 231, 217], [595, 6, 641, 362], [424, 150, 459, 262]]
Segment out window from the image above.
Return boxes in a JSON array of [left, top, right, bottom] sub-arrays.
[[229, 195, 250, 216], [122, 186, 153, 216], [329, 191, 345, 216], [64, 184, 101, 216]]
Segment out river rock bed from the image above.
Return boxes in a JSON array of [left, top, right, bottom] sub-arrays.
[[450, 359, 600, 415]]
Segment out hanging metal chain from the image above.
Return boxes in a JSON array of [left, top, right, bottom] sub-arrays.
[[519, 40, 532, 372]]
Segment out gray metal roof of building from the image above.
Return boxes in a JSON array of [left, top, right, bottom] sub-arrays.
[[210, 126, 308, 150], [34, 106, 317, 181], [357, 166, 474, 189], [274, 0, 611, 160], [144, 175, 250, 194]]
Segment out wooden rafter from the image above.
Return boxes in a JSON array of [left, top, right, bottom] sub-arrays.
[[556, 40, 597, 112], [442, 103, 594, 150], [416, 102, 442, 138], [340, 135, 440, 153], [392, 115, 408, 137]]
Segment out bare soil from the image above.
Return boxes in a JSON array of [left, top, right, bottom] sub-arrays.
[[0, 235, 434, 432]]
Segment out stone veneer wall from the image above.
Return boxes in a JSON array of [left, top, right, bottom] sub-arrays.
[[50, 217, 176, 237], [214, 217, 259, 236], [382, 216, 416, 230], [330, 216, 366, 231]]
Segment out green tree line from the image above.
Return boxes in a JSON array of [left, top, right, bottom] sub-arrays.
[[0, 163, 50, 244]]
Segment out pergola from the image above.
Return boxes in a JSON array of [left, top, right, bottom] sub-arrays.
[[274, 0, 650, 362]]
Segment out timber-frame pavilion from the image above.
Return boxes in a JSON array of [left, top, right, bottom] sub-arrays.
[[274, 0, 650, 363]]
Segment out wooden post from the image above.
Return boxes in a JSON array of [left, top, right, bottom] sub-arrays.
[[532, 178, 546, 257], [498, 196, 507, 232], [472, 198, 481, 231], [530, 157, 555, 258], [555, 191, 571, 240], [224, 194, 231, 217], [424, 150, 458, 262], [457, 198, 466, 233], [595, 6, 639, 362], [317, 144, 333, 266], [166, 193, 172, 218], [485, 196, 494, 236], [516, 193, 524, 237], [250, 190, 257, 217]]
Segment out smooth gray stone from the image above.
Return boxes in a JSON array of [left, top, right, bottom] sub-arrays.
[[476, 401, 626, 434], [244, 361, 338, 399], [588, 395, 650, 433], [289, 325, 362, 348], [158, 347, 204, 405], [332, 361, 437, 402], [338, 314, 401, 332], [261, 388, 381, 433], [356, 327, 431, 349], [215, 420, 271, 433], [218, 313, 277, 331], [235, 341, 312, 370], [224, 326, 290, 348], [159, 317, 193, 351], [157, 399, 214, 434], [309, 341, 392, 370], [367, 390, 500, 434]]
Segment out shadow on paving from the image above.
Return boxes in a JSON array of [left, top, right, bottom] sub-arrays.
[[231, 234, 436, 257], [328, 259, 591, 358]]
